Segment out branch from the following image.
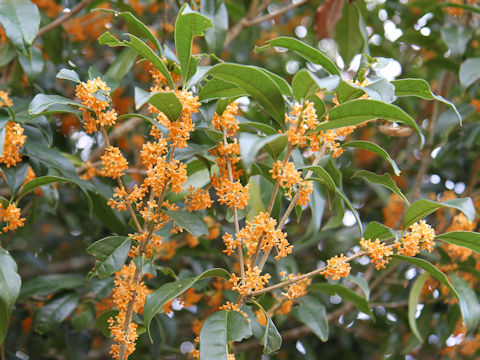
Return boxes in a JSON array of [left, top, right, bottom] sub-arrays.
[[35, 0, 94, 39]]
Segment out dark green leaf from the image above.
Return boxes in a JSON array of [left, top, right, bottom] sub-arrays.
[[408, 273, 428, 342], [403, 198, 475, 229], [0, 0, 40, 57], [321, 99, 424, 147], [450, 274, 480, 334], [0, 248, 21, 318], [363, 221, 396, 241], [95, 309, 118, 337], [165, 210, 208, 237], [250, 299, 282, 354], [86, 236, 131, 279], [292, 69, 319, 100], [144, 268, 229, 340], [105, 48, 137, 84], [134, 88, 183, 122], [1, 162, 29, 196], [206, 63, 286, 126], [391, 78, 461, 125], [199, 78, 247, 101], [175, 5, 213, 84], [20, 274, 85, 300], [435, 231, 480, 254], [199, 311, 252, 359], [291, 296, 328, 341], [335, 2, 366, 66], [353, 170, 409, 204], [18, 46, 44, 80], [299, 165, 336, 201], [28, 94, 90, 115], [239, 133, 287, 172], [34, 292, 80, 334], [261, 37, 340, 75], [18, 175, 70, 200], [259, 68, 293, 97]]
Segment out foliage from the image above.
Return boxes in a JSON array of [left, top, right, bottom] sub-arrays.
[[1, 0, 480, 359]]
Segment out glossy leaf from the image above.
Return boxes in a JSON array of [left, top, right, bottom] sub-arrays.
[[20, 274, 85, 300], [0, 0, 40, 57], [29, 94, 91, 115], [250, 299, 282, 354], [198, 78, 247, 101], [435, 231, 480, 254], [86, 236, 131, 279], [299, 165, 336, 201], [292, 69, 319, 100], [18, 175, 70, 200], [144, 268, 229, 340], [391, 78, 461, 125], [199, 310, 252, 360], [321, 99, 425, 147], [291, 296, 328, 341], [239, 133, 287, 172], [310, 283, 374, 319], [0, 248, 21, 342], [459, 57, 480, 88], [342, 140, 401, 176], [408, 272, 428, 342], [56, 69, 80, 83], [335, 2, 366, 66], [260, 36, 340, 75], [353, 170, 409, 204], [34, 292, 80, 334], [175, 5, 213, 84], [206, 63, 286, 126], [165, 210, 208, 237], [403, 198, 475, 229], [134, 88, 182, 121], [363, 221, 396, 241]]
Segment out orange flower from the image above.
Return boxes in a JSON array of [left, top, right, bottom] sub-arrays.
[[0, 122, 26, 167], [101, 146, 128, 179], [212, 176, 250, 210], [281, 272, 311, 300], [360, 238, 393, 270], [229, 265, 271, 296], [296, 180, 313, 206], [184, 186, 213, 211], [212, 102, 240, 136], [1, 204, 25, 233], [321, 254, 351, 281], [394, 220, 435, 255], [270, 161, 302, 198], [219, 301, 249, 320]]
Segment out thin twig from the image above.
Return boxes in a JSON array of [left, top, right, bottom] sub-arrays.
[[35, 0, 94, 39]]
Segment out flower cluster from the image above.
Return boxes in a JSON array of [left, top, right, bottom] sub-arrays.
[[394, 220, 435, 256], [184, 185, 213, 211], [321, 254, 351, 281], [1, 204, 25, 233], [359, 238, 393, 270], [280, 272, 311, 300], [101, 146, 129, 179], [75, 77, 117, 133], [219, 301, 249, 319], [0, 93, 26, 168], [229, 265, 271, 296]]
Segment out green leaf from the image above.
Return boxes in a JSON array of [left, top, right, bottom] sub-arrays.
[[144, 268, 229, 340], [175, 5, 213, 84], [459, 58, 480, 88], [364, 79, 395, 103], [440, 26, 473, 57], [310, 283, 374, 320], [299, 165, 336, 201], [450, 274, 480, 334], [203, 2, 228, 56], [20, 274, 85, 301], [1, 162, 29, 196], [239, 133, 287, 173], [134, 88, 183, 122], [335, 2, 366, 66], [28, 94, 91, 115], [95, 309, 118, 337], [259, 68, 293, 98], [17, 175, 71, 200], [403, 198, 475, 229], [336, 80, 365, 103], [391, 79, 461, 125], [99, 9, 162, 53], [435, 231, 480, 254], [56, 68, 80, 83], [86, 236, 131, 279], [98, 31, 174, 89], [363, 221, 396, 241], [0, 248, 21, 342], [353, 170, 409, 204], [261, 37, 340, 75], [34, 292, 80, 334], [250, 299, 282, 354], [342, 140, 401, 176], [0, 0, 40, 57], [18, 46, 44, 80], [199, 310, 252, 360], [206, 63, 286, 126], [321, 99, 424, 147], [165, 210, 208, 237], [336, 187, 362, 234], [291, 296, 328, 341], [408, 272, 429, 343], [199, 78, 247, 101], [105, 48, 137, 84], [292, 69, 319, 100]]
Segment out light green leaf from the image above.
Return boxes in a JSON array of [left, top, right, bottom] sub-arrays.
[[299, 165, 336, 201], [260, 36, 340, 75], [259, 68, 293, 98], [435, 231, 480, 254], [105, 48, 137, 84], [17, 176, 71, 201], [56, 68, 80, 83], [144, 268, 229, 340], [335, 2, 366, 66], [408, 273, 429, 343], [86, 236, 131, 279], [364, 79, 395, 103], [206, 63, 286, 126], [134, 87, 183, 121], [403, 198, 475, 229], [321, 99, 424, 147], [391, 78, 461, 125], [292, 69, 319, 100], [0, 248, 21, 342], [199, 78, 247, 101], [28, 94, 91, 115], [310, 283, 374, 320], [0, 0, 40, 57], [250, 299, 282, 354], [459, 58, 480, 88], [239, 133, 287, 172], [199, 310, 252, 360], [441, 26, 473, 57], [353, 170, 409, 204], [363, 221, 396, 241], [291, 296, 328, 341], [175, 5, 213, 84], [34, 292, 80, 334], [450, 274, 480, 334], [342, 140, 401, 176], [165, 210, 208, 237]]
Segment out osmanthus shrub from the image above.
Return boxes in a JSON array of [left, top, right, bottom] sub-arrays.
[[1, 0, 480, 359]]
